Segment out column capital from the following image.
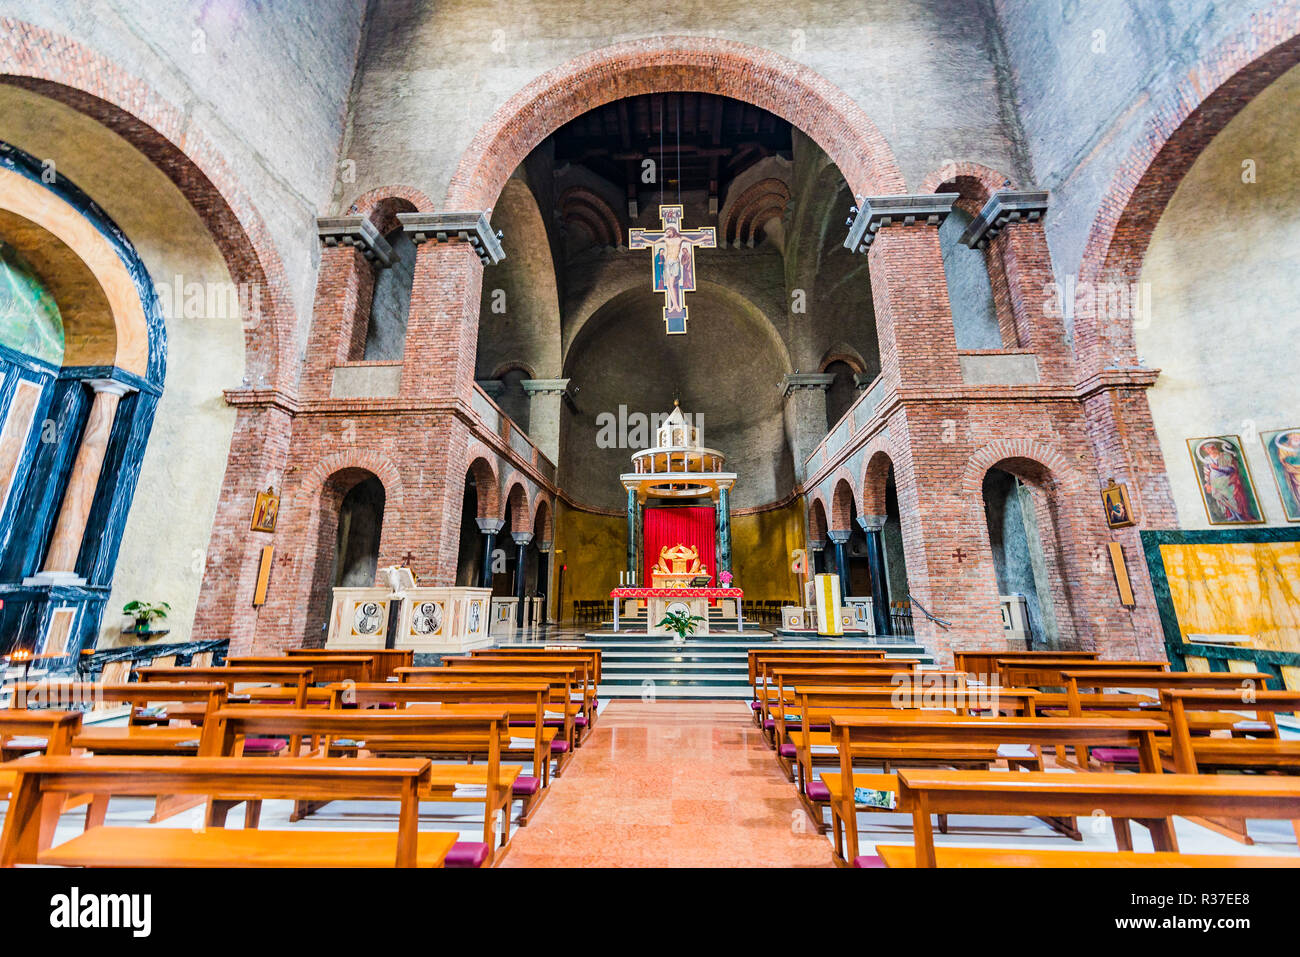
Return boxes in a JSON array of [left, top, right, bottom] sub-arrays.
[[857, 514, 887, 532], [520, 378, 569, 396], [808, 539, 827, 551], [398, 210, 505, 265], [475, 518, 504, 534], [781, 372, 836, 398], [536, 540, 552, 554], [476, 379, 505, 399], [843, 193, 958, 254], [958, 190, 1050, 250], [316, 215, 394, 267], [511, 531, 534, 546], [827, 528, 852, 544], [84, 377, 136, 398]]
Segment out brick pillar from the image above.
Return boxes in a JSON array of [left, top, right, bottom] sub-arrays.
[[851, 195, 964, 391], [192, 400, 294, 654], [304, 217, 392, 400]]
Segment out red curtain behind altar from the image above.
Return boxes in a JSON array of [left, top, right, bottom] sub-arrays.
[[643, 506, 716, 587]]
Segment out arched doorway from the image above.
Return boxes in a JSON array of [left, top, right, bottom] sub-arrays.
[[304, 468, 386, 646]]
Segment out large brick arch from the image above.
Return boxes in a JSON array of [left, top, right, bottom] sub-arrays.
[[445, 35, 906, 212], [960, 437, 1080, 499], [807, 494, 830, 542], [502, 477, 532, 533], [1074, 3, 1300, 372], [0, 19, 299, 392], [828, 469, 859, 531], [860, 446, 897, 517], [918, 160, 1016, 214], [531, 492, 555, 541], [464, 450, 501, 521], [296, 451, 406, 512]]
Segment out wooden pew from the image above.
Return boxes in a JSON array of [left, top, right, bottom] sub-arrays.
[[747, 648, 887, 718], [761, 667, 955, 745], [444, 655, 597, 742], [0, 755, 458, 868], [286, 647, 413, 682], [774, 686, 1040, 826], [998, 658, 1169, 696], [399, 665, 581, 773], [826, 713, 1167, 865], [470, 646, 602, 682], [0, 710, 82, 850], [342, 681, 554, 819], [14, 682, 227, 749], [226, 655, 375, 685], [872, 769, 1300, 868], [756, 661, 925, 735], [1160, 688, 1300, 846], [200, 706, 513, 864], [953, 649, 1099, 681], [138, 666, 314, 709]]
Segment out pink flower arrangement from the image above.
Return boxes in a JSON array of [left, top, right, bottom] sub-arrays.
[[719, 571, 733, 585]]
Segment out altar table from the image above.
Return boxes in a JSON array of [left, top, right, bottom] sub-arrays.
[[608, 587, 745, 635]]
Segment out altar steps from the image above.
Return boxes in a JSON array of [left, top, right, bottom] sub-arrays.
[[493, 635, 931, 699]]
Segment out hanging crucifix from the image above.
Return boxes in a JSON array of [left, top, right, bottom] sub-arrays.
[[629, 205, 716, 335]]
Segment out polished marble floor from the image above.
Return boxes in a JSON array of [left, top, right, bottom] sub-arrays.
[[501, 700, 836, 867]]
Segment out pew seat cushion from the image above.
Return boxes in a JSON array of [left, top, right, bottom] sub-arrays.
[[550, 740, 570, 754], [512, 775, 541, 796], [750, 701, 763, 711], [852, 855, 886, 868], [778, 743, 797, 759], [873, 845, 1300, 868], [444, 841, 490, 868], [805, 780, 831, 802], [1090, 747, 1139, 765], [241, 737, 288, 755]]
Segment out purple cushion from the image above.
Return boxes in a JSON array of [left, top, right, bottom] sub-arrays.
[[242, 737, 287, 755], [1090, 747, 1140, 764], [806, 780, 830, 802], [444, 841, 489, 868], [573, 715, 588, 728], [512, 775, 541, 796], [750, 701, 763, 711], [778, 743, 797, 759], [550, 740, 570, 753], [853, 855, 887, 868]]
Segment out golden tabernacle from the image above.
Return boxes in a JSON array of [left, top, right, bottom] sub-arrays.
[[651, 543, 710, 589]]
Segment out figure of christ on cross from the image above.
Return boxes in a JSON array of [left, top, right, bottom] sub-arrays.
[[628, 205, 717, 334]]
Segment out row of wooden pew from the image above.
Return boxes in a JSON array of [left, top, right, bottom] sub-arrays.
[[751, 647, 1300, 867], [0, 645, 603, 868]]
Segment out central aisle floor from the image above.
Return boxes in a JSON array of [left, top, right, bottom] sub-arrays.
[[501, 700, 834, 867]]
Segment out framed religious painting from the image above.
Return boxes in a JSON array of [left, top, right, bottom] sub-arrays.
[[250, 486, 280, 533], [1186, 435, 1264, 525], [1100, 480, 1135, 529], [1260, 428, 1300, 522]]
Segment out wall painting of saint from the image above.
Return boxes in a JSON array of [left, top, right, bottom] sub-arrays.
[[1187, 435, 1264, 525], [1260, 428, 1300, 522]]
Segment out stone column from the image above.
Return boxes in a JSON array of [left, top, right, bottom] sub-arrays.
[[30, 379, 135, 585], [715, 485, 732, 576], [625, 487, 638, 582], [781, 373, 836, 482], [536, 540, 552, 624], [476, 517, 503, 589], [857, 514, 892, 636], [827, 529, 852, 605], [512, 531, 533, 628], [520, 378, 568, 464]]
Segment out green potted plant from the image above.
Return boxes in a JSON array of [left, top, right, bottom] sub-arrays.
[[123, 600, 171, 638], [657, 608, 706, 644]]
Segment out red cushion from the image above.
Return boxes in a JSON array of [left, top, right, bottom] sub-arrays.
[[806, 780, 831, 802], [853, 855, 887, 868], [444, 841, 489, 868], [1091, 747, 1140, 764], [550, 740, 569, 753], [241, 737, 287, 755], [512, 775, 541, 796], [778, 743, 797, 759]]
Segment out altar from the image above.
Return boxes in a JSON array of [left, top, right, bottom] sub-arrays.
[[610, 586, 746, 635]]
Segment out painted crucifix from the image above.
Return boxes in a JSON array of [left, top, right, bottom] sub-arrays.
[[629, 205, 716, 335]]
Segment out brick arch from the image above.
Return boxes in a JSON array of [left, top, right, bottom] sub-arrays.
[[818, 345, 867, 374], [531, 492, 554, 541], [1075, 3, 1300, 372], [298, 450, 406, 510], [0, 19, 298, 392], [807, 494, 830, 541], [860, 447, 897, 517], [445, 35, 905, 212], [960, 438, 1078, 498], [501, 477, 532, 532], [828, 469, 859, 531], [348, 186, 435, 236], [489, 361, 537, 381], [919, 161, 1016, 216], [464, 450, 501, 520]]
